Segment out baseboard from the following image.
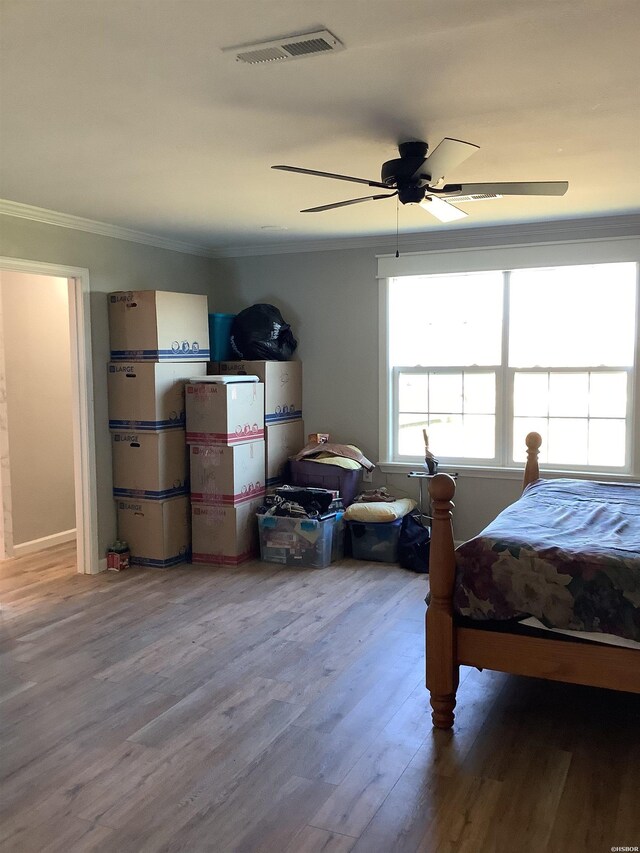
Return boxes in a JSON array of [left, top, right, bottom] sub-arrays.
[[97, 557, 108, 573], [13, 528, 76, 556]]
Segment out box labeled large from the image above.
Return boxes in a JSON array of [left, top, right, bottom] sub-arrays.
[[190, 441, 265, 505], [109, 291, 209, 361], [185, 380, 264, 445], [265, 420, 305, 487], [107, 362, 207, 430], [218, 361, 302, 424], [116, 496, 190, 568], [191, 500, 262, 566], [112, 430, 188, 499]]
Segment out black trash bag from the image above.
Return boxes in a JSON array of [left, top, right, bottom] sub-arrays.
[[230, 303, 298, 361], [398, 513, 431, 573]]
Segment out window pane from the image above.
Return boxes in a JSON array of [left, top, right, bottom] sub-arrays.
[[548, 373, 589, 417], [588, 419, 626, 467], [514, 373, 549, 416], [589, 373, 627, 418], [548, 418, 588, 465], [389, 272, 503, 367], [399, 373, 428, 412], [398, 414, 429, 456], [429, 373, 463, 413], [462, 415, 495, 458], [509, 263, 636, 368], [425, 415, 464, 457], [464, 373, 496, 414], [513, 417, 549, 463]]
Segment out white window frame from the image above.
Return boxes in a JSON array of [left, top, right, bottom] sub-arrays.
[[378, 238, 640, 477], [393, 365, 502, 466]]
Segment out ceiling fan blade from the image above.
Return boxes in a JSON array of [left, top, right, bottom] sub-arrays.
[[419, 195, 468, 223], [412, 138, 480, 184], [301, 193, 396, 213], [441, 181, 569, 196], [272, 165, 388, 189]]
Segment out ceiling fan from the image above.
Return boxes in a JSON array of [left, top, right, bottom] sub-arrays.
[[272, 138, 568, 223]]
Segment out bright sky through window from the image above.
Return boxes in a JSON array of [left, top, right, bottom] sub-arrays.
[[388, 262, 637, 468]]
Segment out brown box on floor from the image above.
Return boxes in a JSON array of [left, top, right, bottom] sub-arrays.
[[185, 380, 264, 445], [265, 419, 306, 488], [109, 290, 209, 362], [116, 496, 190, 568], [217, 360, 302, 425], [191, 499, 262, 566], [107, 361, 207, 431], [111, 430, 188, 500], [190, 441, 265, 505]]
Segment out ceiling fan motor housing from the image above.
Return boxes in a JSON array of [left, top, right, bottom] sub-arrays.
[[381, 141, 431, 191], [397, 185, 427, 205]]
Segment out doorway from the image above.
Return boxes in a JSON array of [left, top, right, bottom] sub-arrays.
[[0, 258, 99, 574]]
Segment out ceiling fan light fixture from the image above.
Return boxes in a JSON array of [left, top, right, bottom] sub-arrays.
[[420, 196, 468, 222]]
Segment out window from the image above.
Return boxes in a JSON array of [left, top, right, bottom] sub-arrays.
[[386, 261, 638, 472]]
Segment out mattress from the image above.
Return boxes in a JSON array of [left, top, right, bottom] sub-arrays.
[[454, 478, 640, 644]]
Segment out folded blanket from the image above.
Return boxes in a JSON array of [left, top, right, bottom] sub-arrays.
[[344, 498, 416, 523], [305, 455, 362, 470]]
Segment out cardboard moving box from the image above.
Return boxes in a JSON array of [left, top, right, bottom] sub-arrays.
[[116, 496, 190, 568], [109, 290, 209, 361], [266, 420, 306, 487], [112, 430, 188, 499], [108, 362, 207, 430], [217, 361, 302, 424], [190, 441, 265, 505], [191, 499, 262, 566], [185, 381, 264, 445]]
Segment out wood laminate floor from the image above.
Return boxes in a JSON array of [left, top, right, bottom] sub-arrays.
[[1, 542, 639, 853]]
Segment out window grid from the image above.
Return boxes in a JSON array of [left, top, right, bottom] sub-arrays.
[[507, 367, 633, 469], [389, 265, 638, 472], [394, 366, 499, 465]]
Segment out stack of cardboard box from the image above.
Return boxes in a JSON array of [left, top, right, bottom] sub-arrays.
[[216, 361, 304, 489], [107, 290, 209, 567], [186, 377, 265, 565]]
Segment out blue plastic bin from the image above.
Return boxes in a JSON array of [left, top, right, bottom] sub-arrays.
[[348, 518, 402, 563], [257, 513, 344, 568], [208, 313, 236, 361]]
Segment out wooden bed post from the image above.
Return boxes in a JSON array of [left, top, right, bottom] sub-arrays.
[[523, 431, 542, 491], [426, 473, 459, 729]]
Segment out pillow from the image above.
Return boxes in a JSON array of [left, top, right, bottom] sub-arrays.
[[344, 497, 416, 523]]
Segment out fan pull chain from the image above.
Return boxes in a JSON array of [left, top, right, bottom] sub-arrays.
[[395, 196, 400, 258]]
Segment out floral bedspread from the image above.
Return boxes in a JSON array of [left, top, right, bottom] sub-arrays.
[[454, 479, 640, 642]]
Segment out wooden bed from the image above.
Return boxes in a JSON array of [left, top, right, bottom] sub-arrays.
[[425, 431, 640, 729]]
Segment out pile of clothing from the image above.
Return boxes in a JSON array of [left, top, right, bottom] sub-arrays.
[[257, 485, 343, 520], [292, 442, 375, 473]]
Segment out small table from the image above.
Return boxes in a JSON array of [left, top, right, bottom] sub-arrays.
[[408, 470, 458, 526]]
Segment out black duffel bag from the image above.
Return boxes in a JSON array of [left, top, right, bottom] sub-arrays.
[[398, 513, 431, 573]]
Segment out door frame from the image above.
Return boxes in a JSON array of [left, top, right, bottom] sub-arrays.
[[0, 257, 100, 574]]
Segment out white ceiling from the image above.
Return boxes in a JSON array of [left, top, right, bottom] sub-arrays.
[[2, 0, 639, 252]]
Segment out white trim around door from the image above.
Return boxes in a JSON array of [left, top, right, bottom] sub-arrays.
[[0, 257, 100, 574]]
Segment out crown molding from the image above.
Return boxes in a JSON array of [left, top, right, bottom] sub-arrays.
[[0, 199, 218, 259], [2, 197, 638, 262], [216, 213, 640, 258]]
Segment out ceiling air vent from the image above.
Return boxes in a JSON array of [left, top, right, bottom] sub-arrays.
[[450, 193, 502, 203], [224, 30, 344, 65]]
